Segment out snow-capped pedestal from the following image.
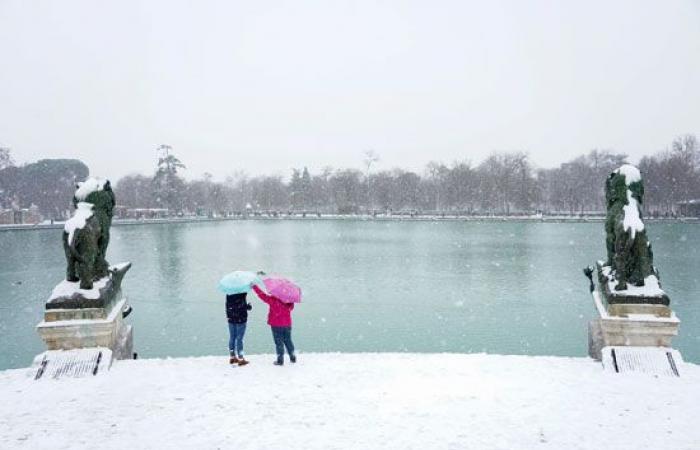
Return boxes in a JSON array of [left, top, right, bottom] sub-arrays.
[[588, 261, 679, 360], [37, 263, 134, 363], [596, 261, 670, 309], [47, 262, 131, 311]]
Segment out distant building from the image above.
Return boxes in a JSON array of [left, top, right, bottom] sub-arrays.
[[0, 210, 13, 224], [676, 200, 700, 217], [114, 206, 170, 219], [0, 205, 42, 225]]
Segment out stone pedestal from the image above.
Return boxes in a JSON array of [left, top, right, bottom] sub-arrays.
[[36, 263, 133, 362], [588, 289, 680, 360], [588, 262, 680, 360]]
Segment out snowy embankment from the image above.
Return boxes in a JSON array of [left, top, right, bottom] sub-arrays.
[[1, 353, 699, 450]]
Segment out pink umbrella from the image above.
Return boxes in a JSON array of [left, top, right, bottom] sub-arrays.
[[261, 276, 302, 303]]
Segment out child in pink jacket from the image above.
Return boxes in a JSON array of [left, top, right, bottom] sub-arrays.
[[251, 284, 296, 365]]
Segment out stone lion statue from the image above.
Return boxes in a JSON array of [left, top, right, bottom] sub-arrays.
[[62, 179, 115, 289], [604, 165, 655, 290]]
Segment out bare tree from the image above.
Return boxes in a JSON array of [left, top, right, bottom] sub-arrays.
[[98, 133, 699, 217], [0, 147, 13, 170], [445, 161, 477, 211], [425, 161, 448, 211], [363, 150, 380, 210], [115, 174, 155, 209], [476, 152, 534, 214], [331, 169, 363, 214]]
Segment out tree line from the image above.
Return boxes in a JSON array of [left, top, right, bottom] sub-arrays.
[[0, 152, 89, 219], [1, 135, 698, 220]]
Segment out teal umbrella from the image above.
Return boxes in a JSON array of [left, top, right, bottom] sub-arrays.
[[218, 271, 260, 295]]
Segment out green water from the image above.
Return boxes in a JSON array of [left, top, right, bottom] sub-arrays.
[[1, 220, 698, 370]]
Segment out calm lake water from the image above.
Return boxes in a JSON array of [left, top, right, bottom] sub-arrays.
[[1, 220, 699, 370]]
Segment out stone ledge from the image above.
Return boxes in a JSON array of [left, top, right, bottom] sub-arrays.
[[37, 299, 127, 351], [589, 317, 680, 357], [44, 306, 108, 322], [607, 303, 672, 318], [588, 288, 681, 359]]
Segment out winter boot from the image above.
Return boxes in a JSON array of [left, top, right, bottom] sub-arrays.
[[274, 359, 284, 366], [229, 356, 239, 365], [238, 357, 249, 366], [290, 354, 297, 364]]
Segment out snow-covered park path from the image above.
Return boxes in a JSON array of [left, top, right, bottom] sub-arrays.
[[1, 353, 699, 450]]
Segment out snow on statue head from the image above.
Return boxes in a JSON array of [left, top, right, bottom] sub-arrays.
[[62, 178, 116, 290], [603, 165, 657, 292]]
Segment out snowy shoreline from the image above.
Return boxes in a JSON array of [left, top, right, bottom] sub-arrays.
[[1, 352, 699, 449], [1, 214, 698, 232]]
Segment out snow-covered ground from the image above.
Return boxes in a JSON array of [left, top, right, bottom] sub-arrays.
[[1, 353, 699, 450]]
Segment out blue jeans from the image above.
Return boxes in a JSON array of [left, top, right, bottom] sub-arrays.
[[271, 326, 295, 362], [228, 322, 247, 357]]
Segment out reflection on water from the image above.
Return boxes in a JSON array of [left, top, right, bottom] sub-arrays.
[[0, 220, 698, 370]]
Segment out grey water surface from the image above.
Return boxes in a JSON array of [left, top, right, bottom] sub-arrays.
[[1, 220, 698, 370]]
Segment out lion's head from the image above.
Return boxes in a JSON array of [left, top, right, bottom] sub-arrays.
[[73, 178, 115, 219], [605, 165, 644, 209]]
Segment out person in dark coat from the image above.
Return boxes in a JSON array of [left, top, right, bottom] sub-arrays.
[[227, 292, 252, 366]]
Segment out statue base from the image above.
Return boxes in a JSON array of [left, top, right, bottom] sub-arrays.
[[588, 315, 680, 360], [36, 262, 134, 362], [46, 262, 132, 311], [587, 269, 680, 360], [596, 261, 670, 306]]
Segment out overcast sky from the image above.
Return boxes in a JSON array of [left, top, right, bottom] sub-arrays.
[[1, 0, 698, 181]]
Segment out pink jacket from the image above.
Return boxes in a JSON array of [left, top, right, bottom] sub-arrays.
[[252, 285, 294, 327]]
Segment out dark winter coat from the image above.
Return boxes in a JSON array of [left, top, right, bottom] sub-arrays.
[[226, 293, 252, 324]]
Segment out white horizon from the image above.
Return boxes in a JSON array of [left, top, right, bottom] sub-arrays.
[[1, 0, 699, 181]]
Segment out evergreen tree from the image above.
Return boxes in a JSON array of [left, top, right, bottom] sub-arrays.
[[152, 148, 186, 214], [289, 169, 303, 210], [301, 167, 312, 210]]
